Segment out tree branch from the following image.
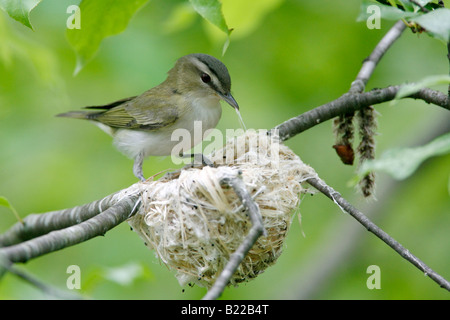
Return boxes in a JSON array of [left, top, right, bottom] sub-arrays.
[[202, 174, 266, 300], [351, 20, 406, 93], [306, 177, 450, 291], [0, 194, 139, 264], [275, 86, 449, 142], [0, 191, 126, 247]]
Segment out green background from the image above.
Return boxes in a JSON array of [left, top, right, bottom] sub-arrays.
[[0, 0, 449, 299]]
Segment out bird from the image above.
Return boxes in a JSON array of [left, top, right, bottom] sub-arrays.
[[57, 53, 239, 181]]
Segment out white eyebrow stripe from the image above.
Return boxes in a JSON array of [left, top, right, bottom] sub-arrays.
[[190, 56, 224, 93]]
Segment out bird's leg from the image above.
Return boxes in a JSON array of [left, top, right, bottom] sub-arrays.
[[133, 152, 146, 181], [181, 153, 215, 168], [161, 153, 215, 181]]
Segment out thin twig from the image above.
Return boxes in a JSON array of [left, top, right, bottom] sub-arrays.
[[0, 256, 82, 299], [351, 20, 406, 93], [409, 0, 430, 13], [202, 175, 266, 300], [444, 0, 450, 102], [447, 41, 450, 105], [306, 177, 450, 291]]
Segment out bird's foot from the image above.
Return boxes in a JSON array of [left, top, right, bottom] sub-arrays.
[[182, 153, 215, 169]]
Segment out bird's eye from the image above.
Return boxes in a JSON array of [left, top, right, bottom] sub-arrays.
[[201, 73, 211, 83]]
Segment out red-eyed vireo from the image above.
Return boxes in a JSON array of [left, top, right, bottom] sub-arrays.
[[57, 53, 239, 181]]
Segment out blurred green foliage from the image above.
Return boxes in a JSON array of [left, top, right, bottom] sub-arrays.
[[66, 0, 149, 74], [0, 0, 449, 299]]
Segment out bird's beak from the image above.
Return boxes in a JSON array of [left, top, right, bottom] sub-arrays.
[[220, 92, 239, 110]]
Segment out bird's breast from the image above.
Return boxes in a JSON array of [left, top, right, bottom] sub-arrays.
[[181, 96, 222, 133], [112, 96, 222, 159]]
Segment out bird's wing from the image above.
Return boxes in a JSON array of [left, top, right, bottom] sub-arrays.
[[92, 92, 180, 130], [84, 96, 137, 110]]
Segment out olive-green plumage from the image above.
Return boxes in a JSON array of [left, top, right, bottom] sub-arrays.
[[57, 53, 239, 181]]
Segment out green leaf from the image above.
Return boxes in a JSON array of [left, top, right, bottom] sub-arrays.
[[411, 8, 450, 42], [386, 0, 399, 8], [376, 0, 436, 11], [371, 2, 450, 42], [357, 132, 450, 180], [394, 74, 450, 100], [0, 0, 42, 30], [0, 196, 22, 223], [398, 0, 413, 11], [66, 0, 149, 75], [189, 0, 231, 35], [189, 0, 233, 55], [358, 0, 420, 22], [398, 0, 431, 12], [0, 196, 11, 208]]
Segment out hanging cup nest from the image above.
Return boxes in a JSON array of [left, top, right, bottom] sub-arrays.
[[128, 130, 317, 288]]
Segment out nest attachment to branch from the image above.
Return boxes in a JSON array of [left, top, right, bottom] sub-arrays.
[[128, 130, 318, 288]]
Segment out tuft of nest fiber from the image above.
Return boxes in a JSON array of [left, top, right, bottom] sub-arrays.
[[128, 130, 317, 288]]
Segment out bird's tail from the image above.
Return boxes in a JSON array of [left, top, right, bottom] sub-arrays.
[[56, 111, 98, 120]]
